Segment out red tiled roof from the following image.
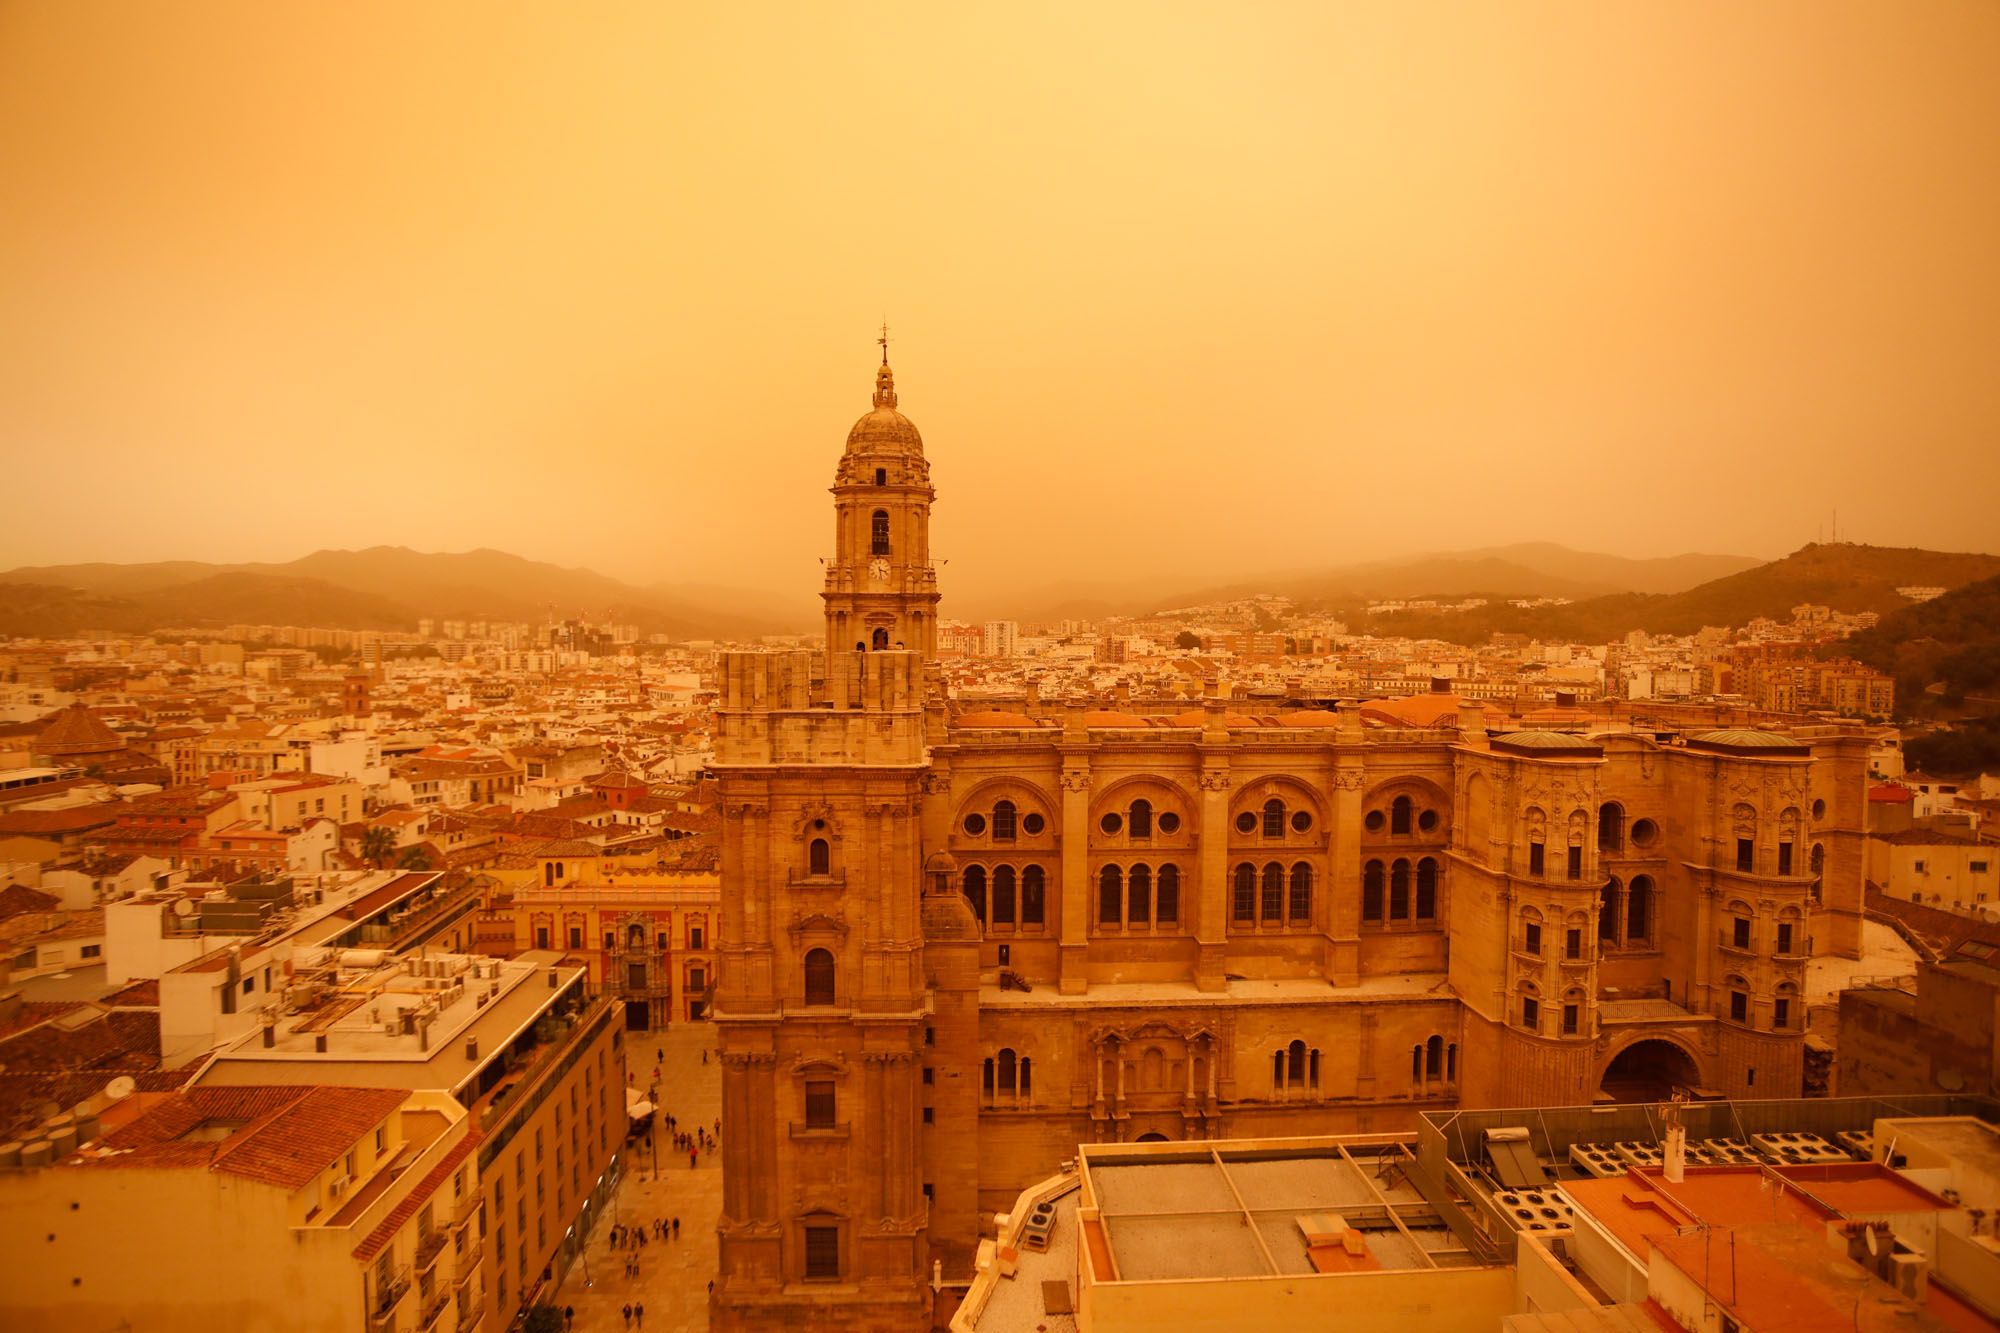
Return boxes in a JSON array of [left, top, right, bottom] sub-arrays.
[[82, 1085, 409, 1191], [353, 1128, 481, 1259], [35, 704, 125, 757], [0, 883, 62, 921], [0, 806, 120, 837]]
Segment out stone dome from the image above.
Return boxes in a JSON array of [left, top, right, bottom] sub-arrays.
[[845, 359, 923, 454], [846, 406, 923, 453]]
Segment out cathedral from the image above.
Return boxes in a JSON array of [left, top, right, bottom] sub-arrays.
[[707, 349, 1869, 1330]]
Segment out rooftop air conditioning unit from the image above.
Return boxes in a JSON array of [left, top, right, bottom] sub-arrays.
[[328, 1174, 352, 1199]]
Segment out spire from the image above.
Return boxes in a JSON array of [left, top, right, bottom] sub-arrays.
[[873, 321, 898, 410]]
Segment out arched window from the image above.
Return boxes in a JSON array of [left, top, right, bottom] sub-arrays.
[[803, 948, 835, 1006], [1128, 864, 1151, 925], [1411, 1045, 1422, 1084], [1020, 1056, 1032, 1094], [997, 1048, 1018, 1096], [1425, 1035, 1443, 1079], [1415, 858, 1438, 920], [1273, 1049, 1286, 1089], [1309, 1048, 1320, 1089], [1263, 799, 1286, 839], [1598, 802, 1624, 853], [1626, 875, 1652, 943], [992, 865, 1016, 924], [1261, 862, 1284, 922], [1446, 1043, 1457, 1082], [629, 922, 646, 948], [1810, 843, 1825, 876], [1233, 863, 1256, 924], [982, 1057, 994, 1095], [870, 627, 889, 651], [992, 800, 1017, 842], [1156, 865, 1179, 924], [543, 862, 555, 887], [1129, 799, 1152, 840], [870, 509, 890, 556], [1287, 1039, 1306, 1084], [1289, 862, 1313, 923], [1390, 859, 1411, 919], [1391, 795, 1413, 836], [808, 838, 830, 877], [1774, 982, 1798, 1030], [963, 866, 986, 924], [1363, 860, 1385, 922], [1099, 865, 1122, 926], [1021, 865, 1045, 925], [1600, 879, 1620, 942]]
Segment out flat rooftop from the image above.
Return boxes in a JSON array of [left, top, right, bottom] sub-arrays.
[[1079, 1137, 1478, 1283], [200, 950, 584, 1100]]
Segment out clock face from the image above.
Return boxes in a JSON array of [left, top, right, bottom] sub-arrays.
[[869, 558, 890, 581]]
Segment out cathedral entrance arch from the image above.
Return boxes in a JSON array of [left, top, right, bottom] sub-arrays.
[[1598, 1039, 1701, 1102]]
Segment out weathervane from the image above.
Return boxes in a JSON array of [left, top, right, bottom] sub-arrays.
[[879, 318, 890, 366]]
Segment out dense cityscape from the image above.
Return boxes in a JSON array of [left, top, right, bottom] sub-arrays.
[[5, 4, 1999, 1331]]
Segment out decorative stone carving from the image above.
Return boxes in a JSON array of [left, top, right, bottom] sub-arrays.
[[1199, 770, 1233, 793], [1060, 770, 1093, 794]]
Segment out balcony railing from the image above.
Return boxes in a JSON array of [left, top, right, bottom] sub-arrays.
[[420, 1290, 450, 1331], [368, 1266, 412, 1331], [455, 1295, 485, 1332], [451, 1189, 480, 1229], [416, 1227, 449, 1272], [1718, 931, 1757, 954]]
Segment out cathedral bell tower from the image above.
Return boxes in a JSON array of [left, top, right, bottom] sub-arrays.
[[709, 335, 943, 1332], [822, 334, 940, 671]]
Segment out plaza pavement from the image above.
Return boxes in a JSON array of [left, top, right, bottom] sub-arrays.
[[552, 1020, 722, 1333]]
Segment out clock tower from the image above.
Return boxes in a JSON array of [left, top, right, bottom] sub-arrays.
[[822, 337, 940, 672]]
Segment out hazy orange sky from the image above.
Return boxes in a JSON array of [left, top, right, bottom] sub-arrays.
[[2, 2, 1995, 610]]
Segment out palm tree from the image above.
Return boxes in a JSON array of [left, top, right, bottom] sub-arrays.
[[396, 844, 435, 872], [360, 825, 396, 868]]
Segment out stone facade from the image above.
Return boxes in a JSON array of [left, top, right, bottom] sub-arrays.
[[709, 355, 1872, 1330]]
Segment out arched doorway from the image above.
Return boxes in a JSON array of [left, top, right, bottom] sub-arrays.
[[1599, 1040, 1700, 1102]]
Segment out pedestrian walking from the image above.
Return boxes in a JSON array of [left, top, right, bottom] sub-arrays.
[[622, 1302, 632, 1328], [635, 1302, 645, 1327], [564, 1305, 574, 1332], [672, 1216, 680, 1238], [690, 1149, 698, 1169], [701, 1049, 708, 1064]]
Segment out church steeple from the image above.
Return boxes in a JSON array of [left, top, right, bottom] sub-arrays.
[[823, 336, 940, 669]]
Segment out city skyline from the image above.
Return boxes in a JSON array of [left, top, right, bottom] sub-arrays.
[[4, 2, 1997, 608]]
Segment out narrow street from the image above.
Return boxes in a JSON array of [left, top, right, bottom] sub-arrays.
[[553, 1019, 722, 1332]]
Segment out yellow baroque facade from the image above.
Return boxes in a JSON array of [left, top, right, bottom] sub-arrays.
[[708, 353, 1870, 1331]]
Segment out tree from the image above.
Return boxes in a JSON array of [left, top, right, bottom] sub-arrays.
[[396, 844, 435, 872], [360, 826, 396, 868], [1174, 631, 1202, 651]]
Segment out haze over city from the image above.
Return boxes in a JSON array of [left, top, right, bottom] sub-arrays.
[[3, 1, 1997, 613]]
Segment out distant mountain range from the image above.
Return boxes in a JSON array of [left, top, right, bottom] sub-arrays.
[[1149, 542, 1766, 612], [962, 543, 1765, 622], [3, 541, 1996, 646], [1355, 543, 2000, 645], [0, 547, 792, 640]]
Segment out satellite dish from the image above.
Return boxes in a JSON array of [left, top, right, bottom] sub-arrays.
[[105, 1076, 137, 1102], [172, 899, 195, 917]]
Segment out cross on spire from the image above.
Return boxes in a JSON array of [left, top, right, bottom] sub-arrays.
[[879, 319, 890, 366]]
